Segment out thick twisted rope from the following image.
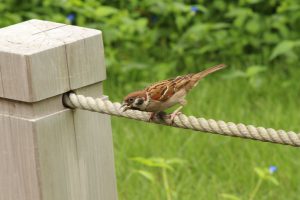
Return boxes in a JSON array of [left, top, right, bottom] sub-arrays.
[[63, 93, 300, 147]]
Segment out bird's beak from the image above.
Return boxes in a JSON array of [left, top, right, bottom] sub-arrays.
[[120, 103, 130, 112]]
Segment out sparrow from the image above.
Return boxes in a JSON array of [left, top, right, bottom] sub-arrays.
[[121, 64, 226, 122]]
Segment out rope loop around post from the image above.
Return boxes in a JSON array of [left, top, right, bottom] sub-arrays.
[[63, 92, 300, 147]]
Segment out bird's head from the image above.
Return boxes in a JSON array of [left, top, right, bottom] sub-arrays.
[[121, 90, 148, 112]]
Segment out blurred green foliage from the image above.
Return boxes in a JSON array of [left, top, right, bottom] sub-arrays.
[[1, 0, 300, 90]]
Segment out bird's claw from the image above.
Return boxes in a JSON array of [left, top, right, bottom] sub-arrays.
[[149, 112, 156, 122], [169, 112, 182, 124]]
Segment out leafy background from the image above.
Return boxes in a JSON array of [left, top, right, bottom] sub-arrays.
[[1, 0, 300, 199]]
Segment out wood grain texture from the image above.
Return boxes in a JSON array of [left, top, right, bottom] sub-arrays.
[[0, 94, 65, 119], [0, 110, 82, 200], [65, 32, 106, 89], [0, 63, 3, 96], [74, 83, 118, 200], [74, 110, 118, 200], [0, 83, 104, 120], [27, 46, 69, 101], [0, 19, 105, 102], [0, 52, 32, 100], [33, 23, 106, 89], [0, 115, 40, 200], [35, 110, 81, 200]]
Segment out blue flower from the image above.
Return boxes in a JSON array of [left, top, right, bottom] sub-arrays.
[[269, 166, 277, 174], [67, 13, 76, 22], [150, 15, 158, 24], [191, 6, 199, 13]]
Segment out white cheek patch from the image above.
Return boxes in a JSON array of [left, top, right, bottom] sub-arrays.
[[133, 99, 140, 107], [133, 97, 148, 110], [143, 92, 150, 109], [133, 98, 143, 109]]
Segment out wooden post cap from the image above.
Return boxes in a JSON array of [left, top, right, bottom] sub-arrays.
[[0, 19, 106, 102]]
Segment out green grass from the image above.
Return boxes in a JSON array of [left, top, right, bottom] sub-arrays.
[[105, 65, 300, 200]]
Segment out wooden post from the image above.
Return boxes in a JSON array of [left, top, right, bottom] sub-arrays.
[[0, 20, 118, 200]]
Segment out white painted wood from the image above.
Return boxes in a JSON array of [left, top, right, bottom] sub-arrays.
[[0, 19, 106, 102], [0, 20, 118, 200]]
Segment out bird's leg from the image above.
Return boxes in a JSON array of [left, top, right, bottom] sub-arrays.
[[149, 112, 156, 121], [169, 99, 187, 123], [157, 111, 167, 120], [170, 106, 183, 122], [149, 111, 167, 121]]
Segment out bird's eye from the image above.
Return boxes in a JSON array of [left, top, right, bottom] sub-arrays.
[[129, 98, 134, 102]]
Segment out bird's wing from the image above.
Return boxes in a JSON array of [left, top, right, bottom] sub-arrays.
[[145, 64, 226, 102], [145, 74, 194, 101]]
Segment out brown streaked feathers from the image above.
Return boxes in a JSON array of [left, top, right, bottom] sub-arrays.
[[146, 64, 225, 102]]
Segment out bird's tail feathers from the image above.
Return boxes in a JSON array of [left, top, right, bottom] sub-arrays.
[[194, 64, 226, 79]]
